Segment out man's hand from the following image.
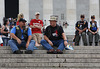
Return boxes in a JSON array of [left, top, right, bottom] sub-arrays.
[[94, 31, 97, 34], [91, 32, 95, 35], [30, 25, 36, 28], [79, 30, 83, 34], [26, 42, 29, 48], [64, 41, 68, 46], [34, 24, 41, 28], [48, 40, 53, 46], [32, 25, 36, 28], [17, 38, 21, 44], [7, 31, 10, 33]]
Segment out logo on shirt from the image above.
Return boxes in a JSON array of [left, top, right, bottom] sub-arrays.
[[38, 21, 40, 23], [33, 23, 40, 26], [92, 23, 95, 27], [52, 30, 58, 37]]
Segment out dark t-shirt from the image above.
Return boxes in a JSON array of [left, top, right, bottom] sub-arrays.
[[44, 25, 64, 40], [76, 20, 88, 32]]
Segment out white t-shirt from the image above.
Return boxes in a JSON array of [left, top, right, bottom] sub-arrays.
[[88, 21, 99, 29]]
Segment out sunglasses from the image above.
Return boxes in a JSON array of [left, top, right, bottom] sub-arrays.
[[81, 16, 84, 18]]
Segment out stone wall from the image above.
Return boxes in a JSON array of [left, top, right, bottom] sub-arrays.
[[0, 0, 100, 34]]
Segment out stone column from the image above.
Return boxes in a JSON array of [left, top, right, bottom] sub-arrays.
[[89, 0, 99, 33], [19, 0, 29, 23], [0, 0, 5, 25], [43, 0, 53, 26], [89, 0, 99, 21], [66, 0, 76, 35]]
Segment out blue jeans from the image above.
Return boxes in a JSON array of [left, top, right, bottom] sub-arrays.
[[8, 40, 36, 52], [41, 39, 65, 51], [2, 37, 10, 46]]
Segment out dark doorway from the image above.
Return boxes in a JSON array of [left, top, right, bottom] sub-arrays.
[[5, 0, 19, 18]]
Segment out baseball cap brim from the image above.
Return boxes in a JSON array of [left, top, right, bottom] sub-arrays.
[[35, 12, 40, 15], [19, 18, 27, 22]]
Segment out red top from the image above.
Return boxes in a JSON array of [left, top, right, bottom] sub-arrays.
[[30, 19, 43, 34], [16, 21, 19, 25]]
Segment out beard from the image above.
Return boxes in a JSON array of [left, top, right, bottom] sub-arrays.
[[22, 26, 26, 29]]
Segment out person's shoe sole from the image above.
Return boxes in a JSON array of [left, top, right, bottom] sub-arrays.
[[25, 50, 32, 54], [13, 50, 23, 54]]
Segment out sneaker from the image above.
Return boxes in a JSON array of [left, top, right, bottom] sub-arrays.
[[25, 50, 32, 54], [13, 50, 23, 54], [56, 49, 63, 54], [89, 42, 92, 46], [47, 49, 55, 54], [95, 42, 98, 46], [84, 43, 87, 46]]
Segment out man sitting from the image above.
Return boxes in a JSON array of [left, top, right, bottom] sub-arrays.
[[41, 16, 68, 54], [8, 18, 35, 54]]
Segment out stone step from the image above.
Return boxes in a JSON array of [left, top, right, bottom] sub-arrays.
[[0, 63, 59, 67], [0, 50, 100, 54], [66, 35, 74, 38], [0, 58, 65, 63], [0, 46, 100, 50], [0, 63, 100, 67], [0, 54, 100, 59], [60, 63, 100, 67], [65, 59, 100, 63], [0, 58, 100, 63]]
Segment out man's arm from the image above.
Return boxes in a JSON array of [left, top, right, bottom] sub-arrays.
[[44, 35, 53, 46], [62, 33, 67, 40], [88, 28, 93, 33], [30, 25, 36, 28], [26, 35, 32, 48], [30, 24, 42, 29], [27, 35, 32, 43], [34, 20, 43, 29], [82, 27, 87, 32], [26, 28, 33, 48], [34, 24, 42, 29], [82, 21, 88, 32], [62, 33, 68, 46], [75, 22, 81, 32], [95, 22, 99, 33], [30, 20, 36, 28], [11, 33, 19, 40], [75, 27, 81, 31], [10, 33, 21, 44], [10, 27, 21, 44], [95, 28, 99, 33]]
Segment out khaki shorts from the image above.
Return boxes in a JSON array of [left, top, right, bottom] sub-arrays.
[[32, 33, 42, 44]]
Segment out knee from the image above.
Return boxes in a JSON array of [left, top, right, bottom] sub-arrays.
[[40, 40, 47, 44], [82, 32, 86, 35], [88, 32, 92, 35], [95, 33, 99, 37], [8, 40, 13, 44], [96, 33, 99, 35]]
